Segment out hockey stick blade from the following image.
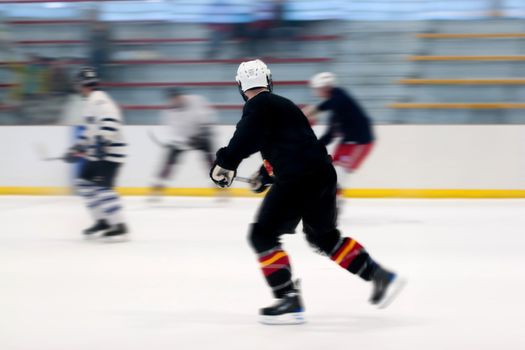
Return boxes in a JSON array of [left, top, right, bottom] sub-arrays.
[[148, 130, 170, 148], [33, 143, 64, 161]]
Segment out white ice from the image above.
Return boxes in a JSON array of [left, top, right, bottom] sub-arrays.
[[0, 196, 524, 350]]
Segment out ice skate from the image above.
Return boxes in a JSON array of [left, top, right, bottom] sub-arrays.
[[259, 290, 305, 325], [370, 267, 406, 309], [101, 223, 130, 242], [83, 219, 110, 239]]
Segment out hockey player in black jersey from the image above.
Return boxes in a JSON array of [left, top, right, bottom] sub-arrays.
[[303, 72, 375, 205], [210, 59, 405, 324]]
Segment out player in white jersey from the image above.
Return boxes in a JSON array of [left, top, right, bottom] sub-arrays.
[[149, 88, 216, 198], [65, 67, 128, 240]]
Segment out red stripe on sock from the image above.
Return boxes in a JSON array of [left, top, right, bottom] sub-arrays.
[[259, 250, 284, 263], [339, 242, 363, 269], [331, 238, 364, 269], [331, 239, 351, 261], [261, 255, 290, 277]]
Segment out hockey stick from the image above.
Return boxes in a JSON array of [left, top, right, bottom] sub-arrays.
[[33, 143, 64, 161], [148, 130, 171, 148], [234, 176, 251, 183]]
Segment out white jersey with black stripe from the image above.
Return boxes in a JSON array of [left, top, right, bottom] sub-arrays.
[[78, 90, 127, 163]]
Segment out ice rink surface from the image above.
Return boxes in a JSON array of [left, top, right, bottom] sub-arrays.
[[0, 196, 524, 350]]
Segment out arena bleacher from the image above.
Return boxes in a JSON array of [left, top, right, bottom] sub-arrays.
[[1, 0, 525, 124]]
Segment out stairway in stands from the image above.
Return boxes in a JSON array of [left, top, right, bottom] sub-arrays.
[[390, 19, 525, 124]]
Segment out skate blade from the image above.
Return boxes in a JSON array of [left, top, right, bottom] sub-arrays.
[[83, 232, 102, 241], [100, 234, 131, 243], [377, 276, 407, 309], [259, 312, 306, 325]]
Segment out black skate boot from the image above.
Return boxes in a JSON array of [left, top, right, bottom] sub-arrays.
[[370, 267, 406, 309], [83, 219, 110, 238], [101, 223, 129, 242], [259, 288, 305, 325]]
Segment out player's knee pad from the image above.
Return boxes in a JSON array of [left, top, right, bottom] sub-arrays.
[[304, 225, 341, 255], [248, 223, 281, 253]]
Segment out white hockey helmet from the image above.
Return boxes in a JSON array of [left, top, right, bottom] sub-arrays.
[[235, 59, 273, 100], [310, 72, 337, 89]]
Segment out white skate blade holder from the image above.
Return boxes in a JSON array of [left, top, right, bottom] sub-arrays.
[[100, 234, 131, 244], [259, 312, 306, 325], [83, 231, 130, 243], [83, 232, 102, 241], [377, 275, 407, 309]]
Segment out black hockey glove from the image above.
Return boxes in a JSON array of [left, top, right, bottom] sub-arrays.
[[63, 144, 86, 163], [94, 136, 110, 160], [210, 162, 236, 188], [249, 165, 274, 193]]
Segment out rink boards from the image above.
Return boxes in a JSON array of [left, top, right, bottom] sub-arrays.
[[1, 125, 524, 198]]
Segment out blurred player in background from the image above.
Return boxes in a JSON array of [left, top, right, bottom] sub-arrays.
[[210, 60, 404, 325], [302, 72, 374, 205], [65, 66, 128, 240], [149, 88, 216, 200]]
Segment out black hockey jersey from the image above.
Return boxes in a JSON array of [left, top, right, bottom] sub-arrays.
[[318, 87, 374, 145], [216, 91, 330, 182]]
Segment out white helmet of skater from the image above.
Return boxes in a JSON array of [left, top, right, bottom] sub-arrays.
[[235, 59, 273, 101], [310, 72, 337, 89]]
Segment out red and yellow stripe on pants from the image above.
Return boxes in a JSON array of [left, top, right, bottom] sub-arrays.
[[330, 238, 364, 269], [259, 249, 290, 277]]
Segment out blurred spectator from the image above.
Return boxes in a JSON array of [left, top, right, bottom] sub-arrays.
[[245, 0, 277, 57], [8, 54, 51, 123], [489, 0, 503, 16], [242, 0, 295, 57], [0, 11, 11, 62], [271, 0, 300, 55], [89, 21, 111, 79], [14, 54, 49, 101], [48, 58, 73, 96], [0, 12, 9, 106], [201, 0, 304, 58], [45, 58, 74, 125], [205, 0, 234, 59], [7, 55, 71, 124]]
